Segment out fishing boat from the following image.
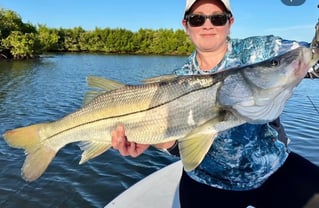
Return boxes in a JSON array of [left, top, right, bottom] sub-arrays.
[[104, 160, 182, 208]]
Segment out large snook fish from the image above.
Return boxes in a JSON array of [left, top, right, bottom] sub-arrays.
[[3, 47, 318, 182]]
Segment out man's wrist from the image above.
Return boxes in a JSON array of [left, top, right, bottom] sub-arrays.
[[154, 140, 179, 157]]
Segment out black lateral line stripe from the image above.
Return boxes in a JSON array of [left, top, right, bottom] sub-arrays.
[[45, 79, 218, 141]]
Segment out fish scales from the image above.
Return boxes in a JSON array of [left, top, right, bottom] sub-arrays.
[[43, 77, 221, 146]]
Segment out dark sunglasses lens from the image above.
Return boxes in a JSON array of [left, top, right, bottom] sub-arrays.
[[211, 15, 227, 26], [187, 14, 228, 27], [188, 15, 205, 27]]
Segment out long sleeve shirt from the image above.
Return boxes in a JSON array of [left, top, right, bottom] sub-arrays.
[[173, 35, 309, 190]]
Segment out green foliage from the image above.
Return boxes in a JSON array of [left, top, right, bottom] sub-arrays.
[[0, 8, 24, 39], [37, 24, 59, 51], [2, 31, 42, 59], [1, 7, 194, 60], [0, 8, 38, 59], [36, 25, 192, 55]]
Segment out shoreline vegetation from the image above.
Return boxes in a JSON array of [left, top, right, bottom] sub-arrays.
[[0, 8, 194, 61]]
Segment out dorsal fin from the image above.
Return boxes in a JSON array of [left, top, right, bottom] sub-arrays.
[[83, 76, 125, 105], [87, 76, 124, 91]]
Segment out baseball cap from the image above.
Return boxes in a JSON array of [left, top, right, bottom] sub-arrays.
[[185, 0, 232, 15]]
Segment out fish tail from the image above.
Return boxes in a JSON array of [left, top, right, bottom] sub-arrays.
[[3, 124, 57, 182]]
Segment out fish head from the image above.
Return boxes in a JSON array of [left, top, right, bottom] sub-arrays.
[[218, 46, 319, 124], [311, 19, 319, 54], [244, 47, 317, 90]]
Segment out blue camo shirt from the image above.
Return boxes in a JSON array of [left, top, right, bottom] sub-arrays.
[[174, 35, 310, 191]]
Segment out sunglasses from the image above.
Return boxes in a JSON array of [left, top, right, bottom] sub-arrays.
[[185, 13, 231, 27]]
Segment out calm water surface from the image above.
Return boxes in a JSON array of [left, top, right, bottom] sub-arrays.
[[0, 53, 318, 208]]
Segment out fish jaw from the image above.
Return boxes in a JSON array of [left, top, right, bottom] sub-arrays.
[[295, 47, 319, 79]]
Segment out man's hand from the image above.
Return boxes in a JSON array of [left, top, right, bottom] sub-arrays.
[[111, 125, 150, 157]]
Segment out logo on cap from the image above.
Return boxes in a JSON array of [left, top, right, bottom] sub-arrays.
[[281, 0, 305, 6]]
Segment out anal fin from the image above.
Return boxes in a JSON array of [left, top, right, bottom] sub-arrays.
[[78, 141, 112, 164]]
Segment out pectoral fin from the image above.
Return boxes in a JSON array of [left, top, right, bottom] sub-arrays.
[[178, 120, 218, 172]]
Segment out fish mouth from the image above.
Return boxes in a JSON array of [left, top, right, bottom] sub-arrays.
[[294, 59, 308, 78], [311, 22, 319, 52], [310, 48, 319, 77]]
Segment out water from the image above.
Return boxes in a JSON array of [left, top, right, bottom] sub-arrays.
[[0, 54, 318, 208]]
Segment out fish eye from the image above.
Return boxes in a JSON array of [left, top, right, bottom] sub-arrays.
[[270, 59, 280, 66]]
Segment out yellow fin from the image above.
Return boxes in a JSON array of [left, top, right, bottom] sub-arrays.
[[3, 124, 57, 182], [3, 124, 42, 150], [83, 91, 104, 105], [178, 120, 218, 172], [179, 114, 247, 171], [87, 76, 124, 91], [84, 76, 125, 105], [23, 145, 56, 182], [79, 141, 112, 164]]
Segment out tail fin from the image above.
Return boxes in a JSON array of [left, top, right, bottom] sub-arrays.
[[3, 124, 57, 182]]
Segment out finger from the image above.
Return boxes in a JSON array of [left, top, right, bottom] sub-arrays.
[[116, 124, 126, 137], [111, 130, 120, 149], [114, 125, 131, 156], [111, 125, 126, 149], [127, 142, 139, 157], [115, 134, 130, 156], [118, 140, 129, 156], [128, 143, 150, 158]]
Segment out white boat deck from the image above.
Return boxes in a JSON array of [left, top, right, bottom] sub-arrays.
[[105, 160, 182, 208]]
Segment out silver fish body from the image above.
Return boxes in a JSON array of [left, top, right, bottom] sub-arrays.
[[3, 46, 318, 182]]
